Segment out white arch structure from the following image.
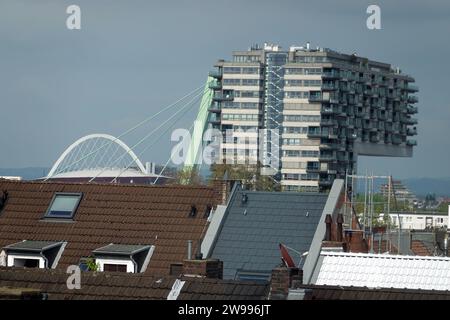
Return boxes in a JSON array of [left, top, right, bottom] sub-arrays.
[[47, 133, 146, 178]]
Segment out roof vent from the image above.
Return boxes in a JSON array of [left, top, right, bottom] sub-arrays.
[[203, 204, 212, 219], [0, 190, 8, 212], [189, 205, 197, 217], [241, 193, 248, 205]]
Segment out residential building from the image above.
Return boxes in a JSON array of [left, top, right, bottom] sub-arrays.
[[384, 211, 448, 230], [380, 179, 417, 204], [0, 180, 218, 275], [208, 43, 418, 192], [0, 262, 268, 300], [203, 179, 346, 282]]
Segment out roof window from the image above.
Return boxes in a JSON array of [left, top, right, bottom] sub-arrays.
[[44, 193, 82, 219]]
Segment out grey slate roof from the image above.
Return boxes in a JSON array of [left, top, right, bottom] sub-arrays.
[[93, 244, 151, 255], [210, 186, 328, 281], [4, 240, 64, 252]]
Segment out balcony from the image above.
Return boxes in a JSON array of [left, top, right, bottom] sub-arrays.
[[407, 127, 417, 136], [322, 83, 338, 91], [208, 70, 222, 79], [306, 163, 320, 173], [407, 106, 418, 114], [321, 105, 340, 115], [209, 115, 221, 125], [212, 93, 234, 102], [319, 153, 337, 162], [208, 104, 221, 113], [322, 70, 340, 79], [406, 139, 417, 146], [336, 153, 348, 162], [320, 118, 338, 126], [208, 81, 222, 90], [406, 84, 419, 92], [319, 179, 334, 187], [309, 93, 324, 102], [370, 134, 380, 143], [337, 119, 349, 127], [403, 117, 418, 125], [392, 136, 402, 145], [408, 95, 419, 103], [320, 143, 338, 150]]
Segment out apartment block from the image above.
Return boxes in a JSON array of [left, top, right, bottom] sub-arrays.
[[207, 43, 418, 191]]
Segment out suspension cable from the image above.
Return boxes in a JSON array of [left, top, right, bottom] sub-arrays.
[[91, 87, 205, 182], [110, 91, 203, 183]]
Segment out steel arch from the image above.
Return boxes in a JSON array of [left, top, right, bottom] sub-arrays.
[[47, 133, 146, 178]]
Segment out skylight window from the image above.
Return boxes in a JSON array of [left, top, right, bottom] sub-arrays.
[[44, 193, 82, 219]]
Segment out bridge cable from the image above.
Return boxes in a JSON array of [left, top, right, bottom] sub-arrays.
[[90, 87, 205, 182]]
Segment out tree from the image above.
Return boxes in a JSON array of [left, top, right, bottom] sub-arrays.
[[209, 163, 280, 192], [173, 167, 203, 185], [86, 257, 99, 271]]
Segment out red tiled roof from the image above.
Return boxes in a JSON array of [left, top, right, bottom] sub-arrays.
[[0, 180, 217, 275], [411, 240, 433, 256], [0, 267, 268, 300]]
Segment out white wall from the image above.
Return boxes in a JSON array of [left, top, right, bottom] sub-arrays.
[[7, 254, 45, 268], [96, 258, 134, 273], [388, 213, 447, 230]]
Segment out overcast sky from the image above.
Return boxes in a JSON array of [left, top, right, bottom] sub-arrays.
[[0, 0, 449, 179]]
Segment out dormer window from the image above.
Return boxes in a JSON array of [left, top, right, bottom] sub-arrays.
[[92, 244, 154, 273], [3, 240, 67, 269], [44, 193, 82, 219]]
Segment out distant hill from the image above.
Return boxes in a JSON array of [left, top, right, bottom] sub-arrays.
[[0, 167, 49, 180], [402, 177, 450, 197]]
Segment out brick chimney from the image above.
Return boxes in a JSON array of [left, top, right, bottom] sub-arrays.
[[181, 259, 223, 279], [269, 267, 302, 300], [345, 230, 368, 253], [321, 213, 346, 251], [211, 179, 234, 205]]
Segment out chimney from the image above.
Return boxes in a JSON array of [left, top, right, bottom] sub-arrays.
[[345, 230, 368, 253], [325, 214, 332, 241], [169, 263, 183, 276], [187, 240, 192, 260], [336, 214, 344, 242], [182, 259, 223, 279], [269, 267, 302, 300], [211, 178, 235, 205]]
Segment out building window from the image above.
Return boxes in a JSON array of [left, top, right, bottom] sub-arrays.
[[44, 193, 82, 219], [13, 258, 40, 268], [103, 263, 128, 273]]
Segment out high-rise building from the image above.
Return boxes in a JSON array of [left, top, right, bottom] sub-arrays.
[[380, 179, 417, 204], [207, 43, 418, 192]]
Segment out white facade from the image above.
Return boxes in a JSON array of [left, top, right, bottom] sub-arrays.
[[0, 176, 22, 181], [96, 258, 135, 273], [7, 254, 46, 268], [383, 212, 448, 230]]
